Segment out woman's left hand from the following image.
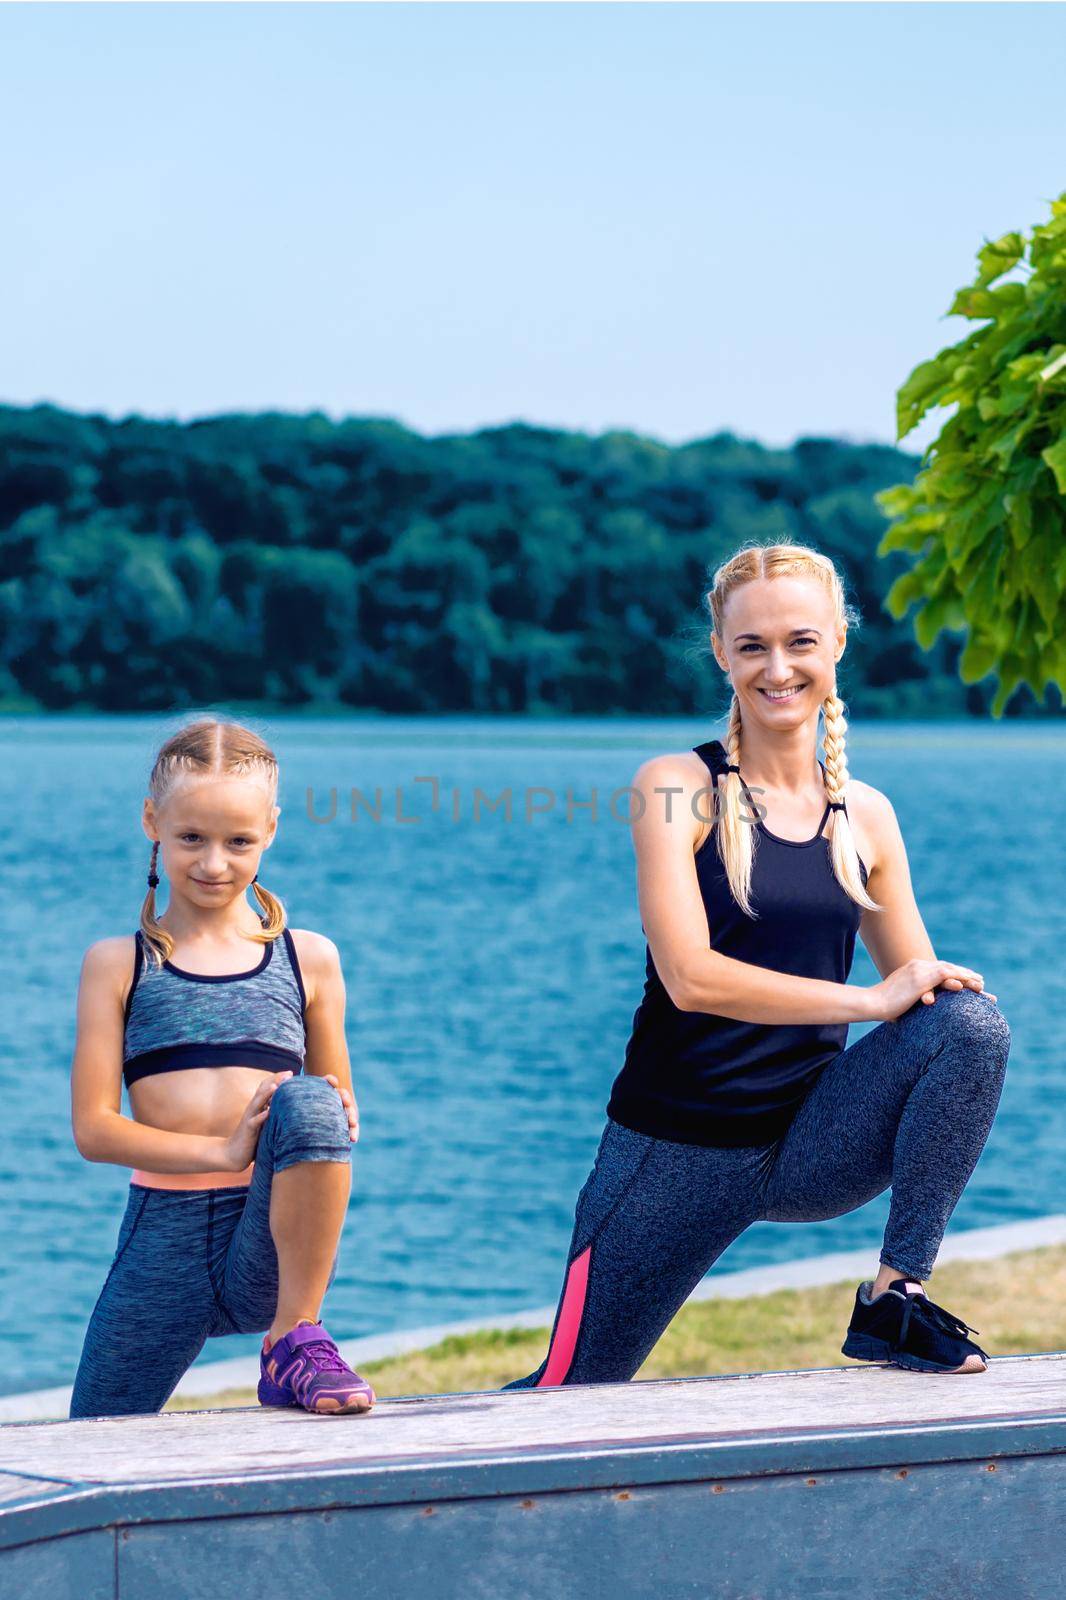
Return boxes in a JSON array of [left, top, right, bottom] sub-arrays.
[[322, 1074, 360, 1142]]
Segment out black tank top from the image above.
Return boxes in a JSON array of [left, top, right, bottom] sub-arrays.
[[605, 738, 869, 1148]]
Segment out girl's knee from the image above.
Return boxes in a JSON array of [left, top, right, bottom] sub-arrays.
[[267, 1073, 351, 1159], [270, 1072, 343, 1120]]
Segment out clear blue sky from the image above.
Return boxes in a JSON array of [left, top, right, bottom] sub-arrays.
[[2, 3, 1062, 451]]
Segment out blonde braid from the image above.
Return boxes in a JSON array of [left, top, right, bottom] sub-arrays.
[[821, 691, 878, 912], [719, 694, 757, 919], [250, 875, 286, 940], [139, 839, 168, 969]]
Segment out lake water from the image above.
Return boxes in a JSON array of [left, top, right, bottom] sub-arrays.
[[0, 715, 1062, 1396]]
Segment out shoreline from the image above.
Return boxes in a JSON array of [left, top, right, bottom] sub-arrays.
[[4, 1213, 1064, 1424]]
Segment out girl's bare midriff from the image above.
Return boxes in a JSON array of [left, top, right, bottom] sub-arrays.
[[128, 1064, 279, 1189]]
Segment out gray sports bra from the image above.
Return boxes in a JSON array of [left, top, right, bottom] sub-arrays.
[[122, 918, 307, 1088]]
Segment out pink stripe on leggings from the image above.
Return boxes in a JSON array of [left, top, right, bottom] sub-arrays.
[[537, 1245, 592, 1386]]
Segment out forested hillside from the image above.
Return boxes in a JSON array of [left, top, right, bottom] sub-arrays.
[[0, 403, 1053, 716]]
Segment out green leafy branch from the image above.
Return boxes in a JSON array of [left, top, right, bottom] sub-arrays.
[[877, 193, 1066, 715]]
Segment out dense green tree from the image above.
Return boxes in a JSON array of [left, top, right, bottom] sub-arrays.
[[0, 400, 1060, 717]]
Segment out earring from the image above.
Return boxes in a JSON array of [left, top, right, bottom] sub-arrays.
[[147, 841, 160, 889]]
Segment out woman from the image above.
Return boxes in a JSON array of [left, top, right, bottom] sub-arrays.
[[504, 541, 1010, 1388]]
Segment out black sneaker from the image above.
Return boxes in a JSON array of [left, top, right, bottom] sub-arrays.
[[841, 1278, 989, 1373]]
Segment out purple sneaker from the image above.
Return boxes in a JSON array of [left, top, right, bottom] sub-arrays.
[[258, 1321, 376, 1415]]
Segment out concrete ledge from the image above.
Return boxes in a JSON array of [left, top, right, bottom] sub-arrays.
[[3, 1212, 1063, 1423], [1, 1353, 1065, 1599]]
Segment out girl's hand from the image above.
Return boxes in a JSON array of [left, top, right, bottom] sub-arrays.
[[322, 1074, 360, 1142], [869, 960, 997, 1022], [221, 1073, 292, 1170]]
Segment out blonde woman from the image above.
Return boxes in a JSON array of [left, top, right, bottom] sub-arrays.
[[505, 541, 1010, 1388]]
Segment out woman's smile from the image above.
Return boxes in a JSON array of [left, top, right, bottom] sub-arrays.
[[759, 684, 806, 701]]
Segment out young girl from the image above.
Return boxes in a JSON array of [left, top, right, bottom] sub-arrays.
[[70, 717, 375, 1418], [505, 541, 1012, 1389]]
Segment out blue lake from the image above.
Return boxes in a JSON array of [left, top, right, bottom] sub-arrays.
[[0, 715, 1062, 1395]]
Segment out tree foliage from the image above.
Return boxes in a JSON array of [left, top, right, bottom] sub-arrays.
[[877, 192, 1066, 716], [0, 402, 1059, 717]]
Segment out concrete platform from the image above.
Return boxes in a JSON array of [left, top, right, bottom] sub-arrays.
[[2, 1352, 1064, 1598]]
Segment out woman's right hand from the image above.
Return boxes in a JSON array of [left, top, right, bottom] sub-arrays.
[[220, 1073, 292, 1171], [869, 960, 997, 1021]]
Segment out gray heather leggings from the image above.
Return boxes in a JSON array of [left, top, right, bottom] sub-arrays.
[[70, 1074, 352, 1419], [503, 987, 1011, 1389]]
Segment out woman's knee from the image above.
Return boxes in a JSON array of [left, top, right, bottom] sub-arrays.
[[942, 986, 1010, 1046], [933, 987, 1011, 1070]]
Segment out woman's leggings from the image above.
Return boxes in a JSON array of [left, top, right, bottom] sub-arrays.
[[503, 987, 1011, 1389], [70, 1075, 352, 1419]]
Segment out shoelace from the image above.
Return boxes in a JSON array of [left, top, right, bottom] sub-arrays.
[[897, 1292, 980, 1350], [299, 1336, 353, 1375]]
